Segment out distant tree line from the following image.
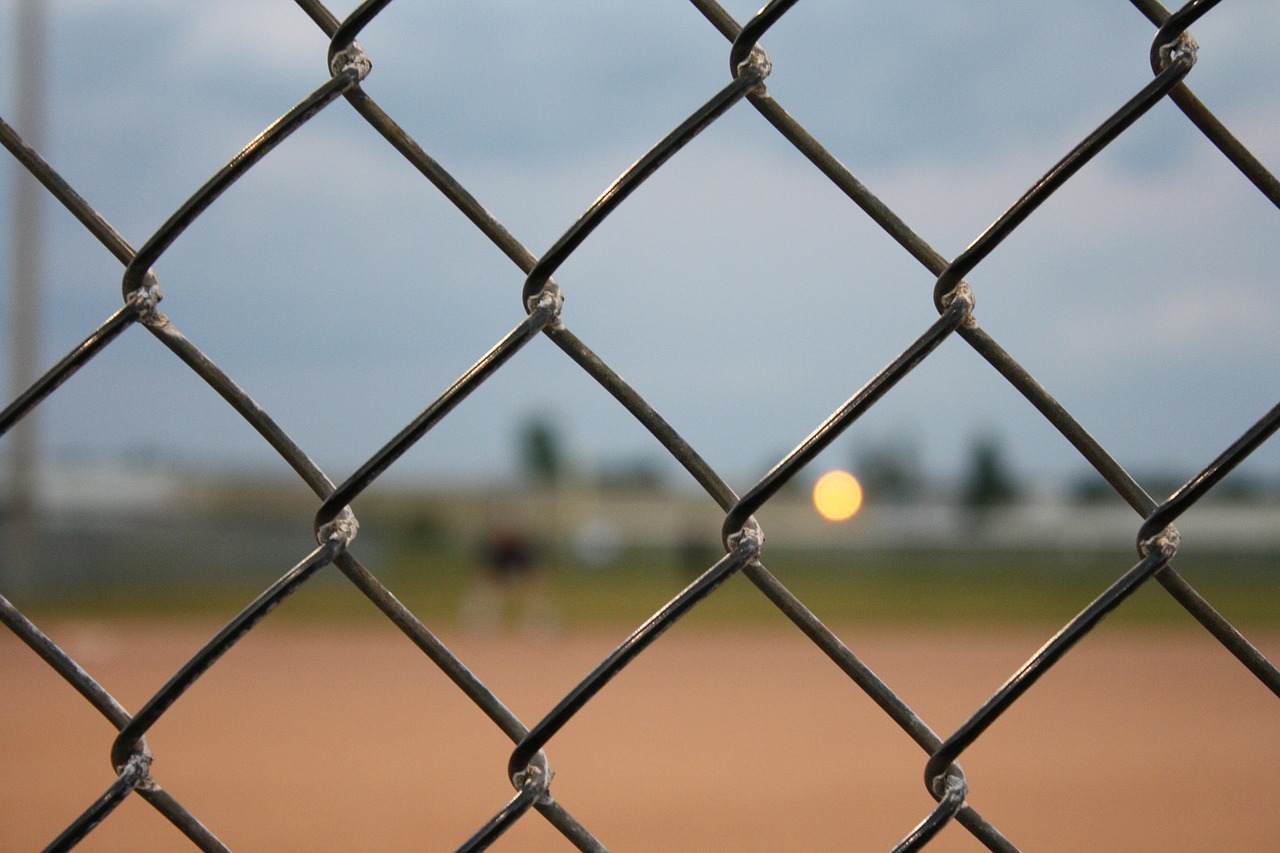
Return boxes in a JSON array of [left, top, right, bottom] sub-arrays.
[[518, 413, 666, 492], [854, 430, 1020, 510], [518, 414, 1278, 506]]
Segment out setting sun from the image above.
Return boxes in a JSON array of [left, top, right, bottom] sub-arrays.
[[813, 470, 864, 521]]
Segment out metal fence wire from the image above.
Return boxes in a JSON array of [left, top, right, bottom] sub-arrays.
[[2, 0, 1278, 849]]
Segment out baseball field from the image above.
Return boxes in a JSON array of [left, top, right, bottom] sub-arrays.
[[4, 615, 1276, 852]]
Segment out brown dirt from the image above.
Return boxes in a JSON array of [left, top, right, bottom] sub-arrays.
[[2, 619, 1276, 852]]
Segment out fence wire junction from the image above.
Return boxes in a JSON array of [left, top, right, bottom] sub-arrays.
[[2, 0, 1279, 850]]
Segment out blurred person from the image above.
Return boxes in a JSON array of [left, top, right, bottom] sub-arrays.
[[461, 522, 558, 636]]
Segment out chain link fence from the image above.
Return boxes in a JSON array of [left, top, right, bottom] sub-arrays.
[[2, 0, 1278, 849]]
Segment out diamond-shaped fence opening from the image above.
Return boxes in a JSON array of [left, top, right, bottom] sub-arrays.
[[2, 1, 1278, 851]]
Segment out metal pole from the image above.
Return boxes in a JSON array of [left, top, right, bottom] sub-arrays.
[[7, 0, 47, 598]]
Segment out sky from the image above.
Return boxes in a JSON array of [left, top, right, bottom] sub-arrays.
[[1, 0, 1278, 502]]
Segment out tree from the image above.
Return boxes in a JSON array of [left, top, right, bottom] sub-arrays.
[[960, 432, 1018, 510], [854, 433, 924, 503], [519, 415, 565, 485]]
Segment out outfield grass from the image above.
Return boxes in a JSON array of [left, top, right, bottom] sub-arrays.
[[33, 544, 1274, 634], [540, 547, 1280, 630]]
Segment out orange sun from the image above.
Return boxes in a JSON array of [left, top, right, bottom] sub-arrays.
[[813, 470, 864, 521]]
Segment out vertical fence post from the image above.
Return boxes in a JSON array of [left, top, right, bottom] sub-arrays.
[[5, 0, 48, 600]]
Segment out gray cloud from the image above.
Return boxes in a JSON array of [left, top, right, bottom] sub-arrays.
[[2, 1, 1277, 496]]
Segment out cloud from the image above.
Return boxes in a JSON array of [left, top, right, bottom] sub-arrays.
[[3, 1, 1277, 489], [169, 2, 327, 81]]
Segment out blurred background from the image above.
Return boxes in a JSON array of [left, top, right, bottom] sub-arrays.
[[0, 0, 1276, 619], [2, 3, 1278, 851]]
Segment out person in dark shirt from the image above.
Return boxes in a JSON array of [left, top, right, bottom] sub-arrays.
[[462, 523, 558, 635]]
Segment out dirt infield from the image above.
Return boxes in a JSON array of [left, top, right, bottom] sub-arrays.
[[3, 620, 1276, 852]]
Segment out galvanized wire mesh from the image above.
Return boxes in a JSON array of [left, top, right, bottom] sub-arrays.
[[2, 0, 1278, 850]]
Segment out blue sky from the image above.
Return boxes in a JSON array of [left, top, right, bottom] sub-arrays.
[[2, 1, 1278, 499]]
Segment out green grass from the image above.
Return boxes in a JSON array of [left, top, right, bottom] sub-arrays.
[[26, 546, 1278, 632], [533, 548, 1280, 631]]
